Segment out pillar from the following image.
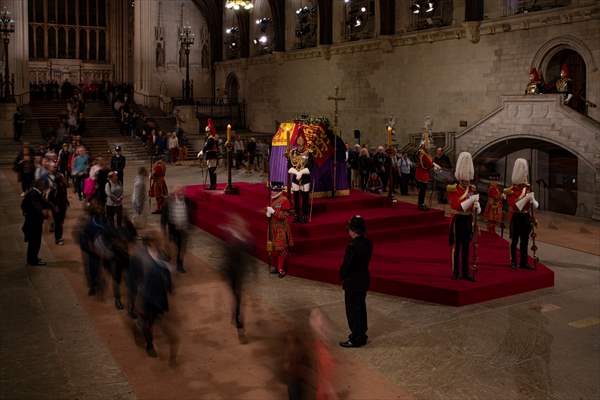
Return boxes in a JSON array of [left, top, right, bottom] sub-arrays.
[[1, 0, 29, 104]]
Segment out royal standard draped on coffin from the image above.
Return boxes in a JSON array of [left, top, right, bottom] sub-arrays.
[[270, 120, 349, 198]]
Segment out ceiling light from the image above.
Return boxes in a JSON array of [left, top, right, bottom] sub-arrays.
[[411, 4, 420, 14], [225, 1, 253, 11], [426, 2, 434, 13], [360, 7, 366, 12]]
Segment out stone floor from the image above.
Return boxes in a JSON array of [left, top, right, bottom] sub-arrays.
[[1, 162, 599, 400]]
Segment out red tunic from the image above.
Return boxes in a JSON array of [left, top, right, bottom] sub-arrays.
[[415, 148, 433, 183], [483, 183, 503, 223], [505, 184, 532, 219], [149, 161, 168, 198], [270, 193, 293, 252], [448, 183, 477, 213]]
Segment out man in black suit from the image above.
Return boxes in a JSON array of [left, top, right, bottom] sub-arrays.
[[339, 215, 373, 348], [21, 179, 51, 266]]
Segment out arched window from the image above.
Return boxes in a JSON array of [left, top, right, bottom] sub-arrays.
[[28, 25, 35, 59], [99, 31, 106, 61], [28, 0, 108, 62], [68, 29, 76, 58], [98, 0, 106, 26], [57, 0, 66, 24], [67, 0, 76, 24], [79, 0, 88, 25], [48, 0, 56, 24], [79, 29, 87, 60], [89, 0, 97, 26], [48, 27, 57, 58], [35, 26, 44, 59], [34, 0, 44, 23], [89, 30, 97, 60], [344, 0, 375, 41], [58, 27, 66, 58], [295, 2, 317, 49]]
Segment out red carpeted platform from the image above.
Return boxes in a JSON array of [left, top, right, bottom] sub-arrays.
[[184, 182, 554, 306]]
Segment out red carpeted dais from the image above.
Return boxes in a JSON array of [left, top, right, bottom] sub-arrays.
[[184, 182, 554, 306]]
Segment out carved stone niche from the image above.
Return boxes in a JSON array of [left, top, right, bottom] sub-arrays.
[[462, 21, 481, 43]]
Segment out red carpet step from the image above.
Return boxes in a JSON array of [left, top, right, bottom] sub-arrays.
[[185, 182, 554, 306]]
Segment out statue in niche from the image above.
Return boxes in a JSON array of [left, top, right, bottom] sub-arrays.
[[156, 41, 165, 68]]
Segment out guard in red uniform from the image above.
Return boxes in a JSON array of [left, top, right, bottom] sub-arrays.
[[504, 158, 539, 270], [149, 160, 168, 214], [415, 136, 434, 211], [203, 118, 219, 190], [447, 152, 480, 281], [266, 182, 293, 278], [483, 173, 503, 235]]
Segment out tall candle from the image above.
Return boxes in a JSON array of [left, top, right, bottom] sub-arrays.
[[387, 126, 392, 146], [227, 124, 232, 143]]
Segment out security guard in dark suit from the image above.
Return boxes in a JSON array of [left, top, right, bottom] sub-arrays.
[[339, 215, 372, 348], [21, 179, 51, 266]]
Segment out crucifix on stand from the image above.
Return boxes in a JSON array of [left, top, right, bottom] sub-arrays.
[[327, 86, 345, 198]]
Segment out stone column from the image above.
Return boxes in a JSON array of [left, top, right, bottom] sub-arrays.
[[1, 0, 29, 104], [133, 0, 158, 106], [108, 0, 131, 83]]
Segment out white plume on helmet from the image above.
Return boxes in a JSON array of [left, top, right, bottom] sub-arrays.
[[511, 158, 529, 185], [454, 152, 474, 181]]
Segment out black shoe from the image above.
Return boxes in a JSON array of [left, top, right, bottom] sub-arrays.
[[29, 260, 47, 266], [115, 298, 124, 310], [269, 267, 278, 274], [451, 274, 460, 280], [339, 339, 363, 348], [511, 263, 518, 270], [463, 275, 476, 282], [520, 264, 535, 270], [278, 270, 286, 278], [293, 216, 301, 223], [146, 346, 158, 358], [177, 266, 187, 273]]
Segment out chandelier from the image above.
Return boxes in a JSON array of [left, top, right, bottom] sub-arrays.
[[225, 1, 254, 11]]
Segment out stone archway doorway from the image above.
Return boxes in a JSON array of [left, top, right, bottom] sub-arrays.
[[225, 73, 239, 103], [544, 49, 587, 114], [474, 137, 579, 216]]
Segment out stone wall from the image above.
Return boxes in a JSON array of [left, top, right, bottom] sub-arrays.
[[214, 3, 600, 145], [134, 0, 212, 106]]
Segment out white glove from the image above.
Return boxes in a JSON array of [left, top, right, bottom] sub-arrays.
[[515, 195, 530, 211], [471, 194, 480, 202], [474, 201, 481, 215], [461, 196, 476, 212], [266, 206, 275, 218], [530, 193, 539, 209]]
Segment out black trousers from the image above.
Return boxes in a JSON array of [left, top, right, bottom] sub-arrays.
[[293, 190, 310, 218], [117, 170, 124, 185], [26, 225, 43, 264], [417, 181, 427, 207], [379, 172, 388, 191], [106, 205, 123, 227], [511, 213, 531, 267], [208, 166, 217, 187], [169, 227, 187, 269], [52, 209, 66, 242], [400, 173, 410, 195], [84, 252, 101, 291], [451, 214, 472, 277], [344, 291, 368, 342]]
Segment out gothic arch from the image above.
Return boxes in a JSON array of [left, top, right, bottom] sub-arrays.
[[531, 35, 598, 73], [472, 134, 595, 171]]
